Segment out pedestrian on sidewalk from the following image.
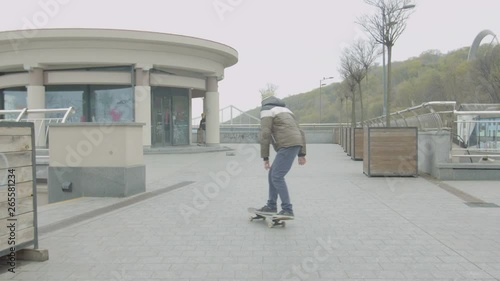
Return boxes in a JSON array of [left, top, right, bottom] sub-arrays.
[[197, 112, 206, 145], [256, 91, 307, 219]]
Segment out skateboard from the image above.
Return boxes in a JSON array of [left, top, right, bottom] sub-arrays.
[[247, 207, 291, 228]]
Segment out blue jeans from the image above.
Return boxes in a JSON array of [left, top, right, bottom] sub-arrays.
[[267, 145, 301, 212]]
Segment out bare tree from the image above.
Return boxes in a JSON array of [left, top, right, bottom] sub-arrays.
[[339, 53, 360, 128], [353, 39, 381, 84], [343, 91, 350, 125], [339, 47, 367, 125], [346, 77, 358, 127], [358, 0, 415, 126], [351, 39, 380, 123], [340, 96, 345, 125]]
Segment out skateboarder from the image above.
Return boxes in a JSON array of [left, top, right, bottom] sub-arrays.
[[256, 91, 306, 219]]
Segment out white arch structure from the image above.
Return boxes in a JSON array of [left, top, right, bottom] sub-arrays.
[[468, 29, 498, 60]]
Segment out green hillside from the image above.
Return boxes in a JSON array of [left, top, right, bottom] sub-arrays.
[[236, 44, 500, 124]]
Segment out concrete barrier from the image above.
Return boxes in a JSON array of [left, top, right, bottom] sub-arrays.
[[418, 130, 451, 177], [47, 123, 145, 203], [197, 127, 337, 144]]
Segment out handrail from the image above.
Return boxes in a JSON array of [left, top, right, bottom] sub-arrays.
[[454, 110, 500, 116], [363, 101, 457, 129], [193, 105, 260, 127], [0, 107, 75, 122], [0, 107, 75, 148], [61, 107, 76, 123], [16, 108, 28, 122]]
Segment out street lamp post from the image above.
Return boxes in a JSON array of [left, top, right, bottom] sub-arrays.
[[381, 4, 415, 126], [319, 76, 334, 123], [382, 8, 387, 117]]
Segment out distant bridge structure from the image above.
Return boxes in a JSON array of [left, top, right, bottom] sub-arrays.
[[468, 29, 498, 60]]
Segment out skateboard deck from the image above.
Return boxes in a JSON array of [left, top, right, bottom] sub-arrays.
[[247, 207, 292, 228]]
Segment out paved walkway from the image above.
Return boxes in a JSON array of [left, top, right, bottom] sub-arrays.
[[1, 144, 500, 281]]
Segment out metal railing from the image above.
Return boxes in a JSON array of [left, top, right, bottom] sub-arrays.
[[192, 105, 260, 128], [452, 111, 500, 162], [363, 101, 457, 130], [0, 107, 75, 148], [362, 101, 500, 162]]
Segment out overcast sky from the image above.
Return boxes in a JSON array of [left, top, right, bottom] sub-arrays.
[[1, 0, 500, 116]]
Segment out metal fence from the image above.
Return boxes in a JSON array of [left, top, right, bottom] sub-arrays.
[[363, 101, 500, 162], [0, 107, 75, 148], [363, 101, 457, 130], [192, 105, 260, 129], [452, 107, 500, 162]]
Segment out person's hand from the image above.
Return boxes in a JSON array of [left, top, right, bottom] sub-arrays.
[[264, 160, 271, 170], [298, 156, 306, 165]]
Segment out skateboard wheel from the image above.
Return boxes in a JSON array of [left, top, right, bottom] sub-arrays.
[[267, 221, 274, 228], [281, 221, 286, 227]]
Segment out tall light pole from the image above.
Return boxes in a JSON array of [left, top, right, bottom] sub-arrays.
[[382, 3, 415, 126], [319, 76, 334, 123], [382, 8, 387, 117]]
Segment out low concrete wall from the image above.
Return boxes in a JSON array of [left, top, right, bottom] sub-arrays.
[[436, 163, 500, 180], [195, 128, 336, 144], [418, 130, 451, 177], [221, 131, 259, 143], [304, 130, 334, 143], [47, 123, 145, 203], [417, 130, 500, 180]]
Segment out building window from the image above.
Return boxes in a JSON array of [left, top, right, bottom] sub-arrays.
[[46, 85, 86, 122], [46, 85, 133, 122], [0, 87, 27, 120], [90, 85, 133, 122]]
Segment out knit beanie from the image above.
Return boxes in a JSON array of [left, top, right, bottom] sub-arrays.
[[261, 90, 275, 101]]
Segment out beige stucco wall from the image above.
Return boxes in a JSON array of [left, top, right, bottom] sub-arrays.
[[49, 123, 144, 167], [45, 71, 131, 85], [0, 73, 28, 88], [150, 74, 206, 90]]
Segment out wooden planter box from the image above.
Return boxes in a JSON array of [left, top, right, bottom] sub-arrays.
[[342, 127, 347, 148], [333, 128, 340, 144], [363, 127, 418, 177], [351, 128, 364, 161], [343, 127, 348, 152], [340, 127, 343, 149], [346, 127, 352, 156], [0, 123, 40, 256]]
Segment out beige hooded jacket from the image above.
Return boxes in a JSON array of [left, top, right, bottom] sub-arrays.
[[260, 96, 306, 160]]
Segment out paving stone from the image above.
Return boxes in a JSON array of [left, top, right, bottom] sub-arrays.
[[1, 144, 499, 281]]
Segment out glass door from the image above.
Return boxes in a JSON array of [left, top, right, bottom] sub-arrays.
[[172, 95, 189, 145], [151, 91, 172, 147], [151, 87, 189, 146]]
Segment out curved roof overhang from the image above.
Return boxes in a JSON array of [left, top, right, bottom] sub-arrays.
[[0, 28, 238, 79]]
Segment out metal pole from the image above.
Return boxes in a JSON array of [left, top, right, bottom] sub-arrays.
[[382, 8, 387, 118], [319, 76, 334, 124], [319, 80, 322, 124]]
